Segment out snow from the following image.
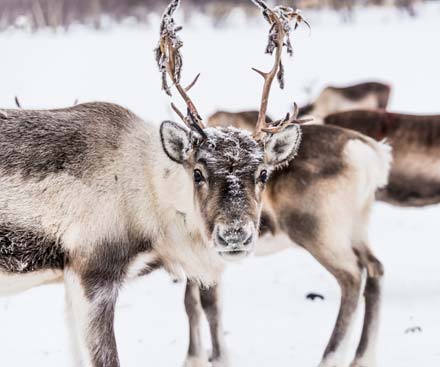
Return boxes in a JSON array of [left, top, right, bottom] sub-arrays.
[[1, 3, 440, 366]]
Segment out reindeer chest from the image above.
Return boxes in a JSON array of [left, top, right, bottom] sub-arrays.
[[155, 211, 224, 284]]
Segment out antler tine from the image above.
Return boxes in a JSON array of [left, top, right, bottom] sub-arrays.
[[251, 0, 309, 140], [261, 102, 314, 134], [155, 0, 206, 136], [252, 6, 285, 140]]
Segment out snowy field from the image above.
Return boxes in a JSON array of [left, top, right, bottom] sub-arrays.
[[1, 3, 440, 367]]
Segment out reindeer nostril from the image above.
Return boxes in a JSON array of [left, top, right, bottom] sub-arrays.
[[216, 231, 229, 247], [243, 234, 253, 246]]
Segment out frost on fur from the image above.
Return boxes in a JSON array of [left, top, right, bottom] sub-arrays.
[[155, 0, 183, 96]]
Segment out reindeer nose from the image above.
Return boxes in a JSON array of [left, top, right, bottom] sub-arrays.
[[216, 225, 254, 249]]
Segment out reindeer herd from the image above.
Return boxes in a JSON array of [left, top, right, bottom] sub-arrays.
[[0, 0, 438, 367]]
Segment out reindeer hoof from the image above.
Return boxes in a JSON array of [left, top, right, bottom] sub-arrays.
[[184, 355, 209, 367]]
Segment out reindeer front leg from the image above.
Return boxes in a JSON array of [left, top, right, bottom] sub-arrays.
[[64, 268, 120, 367], [199, 284, 230, 367], [184, 280, 230, 367], [184, 280, 209, 367]]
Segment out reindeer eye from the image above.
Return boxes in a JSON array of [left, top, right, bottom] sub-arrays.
[[258, 170, 268, 184], [194, 169, 205, 184]]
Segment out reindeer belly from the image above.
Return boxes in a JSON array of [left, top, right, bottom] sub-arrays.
[[0, 223, 65, 294]]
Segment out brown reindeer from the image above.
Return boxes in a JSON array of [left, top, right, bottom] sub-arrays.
[[324, 110, 440, 207], [183, 2, 392, 367], [209, 81, 391, 129]]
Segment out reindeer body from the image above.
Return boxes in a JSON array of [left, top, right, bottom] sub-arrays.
[[324, 110, 440, 207], [185, 116, 392, 367], [299, 81, 391, 121], [0, 102, 231, 366]]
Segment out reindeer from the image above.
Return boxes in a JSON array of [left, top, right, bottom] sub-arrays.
[[298, 82, 391, 121], [323, 110, 440, 207], [183, 2, 392, 367], [209, 81, 391, 129], [0, 1, 303, 366]]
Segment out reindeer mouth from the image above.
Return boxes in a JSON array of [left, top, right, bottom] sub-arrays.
[[218, 249, 251, 261]]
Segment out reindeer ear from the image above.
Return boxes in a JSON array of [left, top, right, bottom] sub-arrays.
[[264, 124, 302, 168], [160, 121, 193, 164]]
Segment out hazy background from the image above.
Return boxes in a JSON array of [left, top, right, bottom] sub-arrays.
[[0, 0, 423, 31]]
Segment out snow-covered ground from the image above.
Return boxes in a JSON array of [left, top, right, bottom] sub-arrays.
[[1, 3, 440, 367]]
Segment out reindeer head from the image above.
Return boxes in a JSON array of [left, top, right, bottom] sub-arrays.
[[157, 0, 306, 261]]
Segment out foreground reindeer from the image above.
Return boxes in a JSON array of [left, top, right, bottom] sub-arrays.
[[209, 81, 391, 129], [324, 110, 440, 207], [0, 1, 302, 366], [184, 2, 392, 367]]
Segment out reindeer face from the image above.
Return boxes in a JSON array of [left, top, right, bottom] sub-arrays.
[[160, 121, 301, 262]]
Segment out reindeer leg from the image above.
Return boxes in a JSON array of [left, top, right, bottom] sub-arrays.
[[65, 290, 82, 367], [296, 238, 362, 367], [184, 280, 209, 367], [319, 266, 362, 367], [64, 268, 120, 367], [200, 282, 230, 367], [350, 249, 384, 367]]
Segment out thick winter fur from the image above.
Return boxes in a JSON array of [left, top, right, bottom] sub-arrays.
[[0, 103, 225, 286], [0, 101, 302, 366], [324, 110, 440, 207], [183, 114, 392, 367], [298, 81, 391, 121]]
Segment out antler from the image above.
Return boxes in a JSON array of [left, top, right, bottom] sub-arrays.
[[261, 103, 314, 134], [155, 0, 206, 137], [251, 0, 309, 140]]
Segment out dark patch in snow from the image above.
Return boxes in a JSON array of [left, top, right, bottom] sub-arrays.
[[306, 293, 325, 301]]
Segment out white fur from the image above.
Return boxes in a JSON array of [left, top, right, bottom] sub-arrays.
[[126, 252, 160, 279], [64, 268, 95, 366], [0, 269, 62, 295], [343, 138, 392, 206]]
